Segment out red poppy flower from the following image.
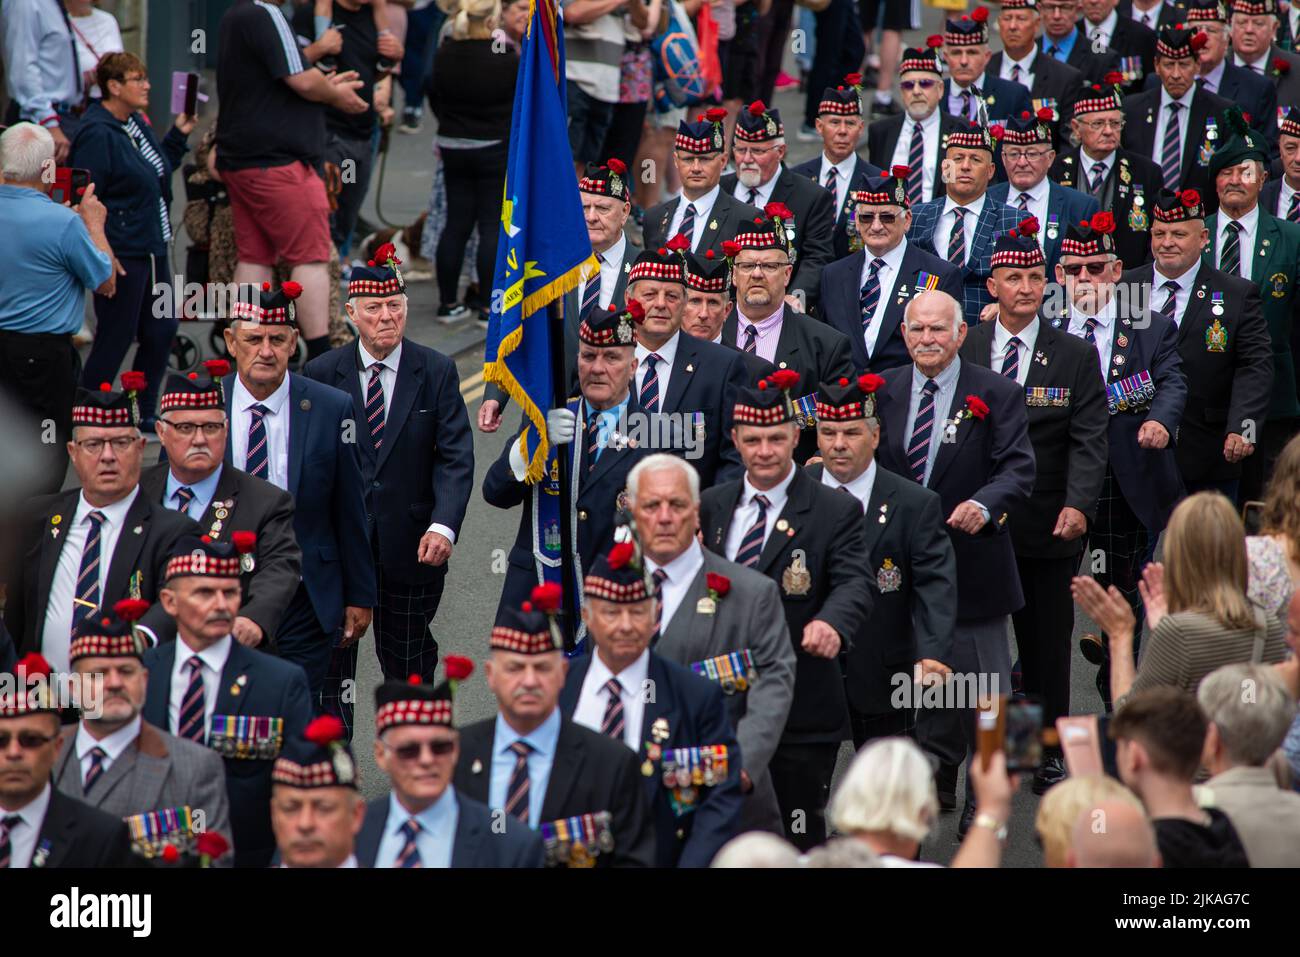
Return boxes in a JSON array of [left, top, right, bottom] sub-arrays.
[[231, 531, 257, 554], [705, 573, 731, 597], [113, 598, 150, 622], [858, 372, 886, 393], [443, 655, 475, 681], [304, 715, 345, 746], [530, 582, 563, 613], [966, 395, 989, 420]]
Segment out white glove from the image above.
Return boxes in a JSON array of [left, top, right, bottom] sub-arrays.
[[547, 407, 577, 445]]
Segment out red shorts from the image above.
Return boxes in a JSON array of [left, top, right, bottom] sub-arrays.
[[222, 161, 332, 266]]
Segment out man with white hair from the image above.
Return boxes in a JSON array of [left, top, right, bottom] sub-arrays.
[[872, 289, 1035, 830], [1066, 799, 1162, 867], [1229, 0, 1300, 105], [0, 122, 116, 494], [628, 453, 795, 833], [1197, 662, 1300, 866]]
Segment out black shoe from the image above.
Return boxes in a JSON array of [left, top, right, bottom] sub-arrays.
[[1032, 754, 1067, 795], [1079, 631, 1107, 665], [957, 803, 977, 839], [935, 761, 958, 811]]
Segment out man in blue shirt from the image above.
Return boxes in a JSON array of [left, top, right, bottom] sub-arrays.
[[0, 123, 116, 493]]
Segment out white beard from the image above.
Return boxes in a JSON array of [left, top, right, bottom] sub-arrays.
[[736, 167, 764, 189]]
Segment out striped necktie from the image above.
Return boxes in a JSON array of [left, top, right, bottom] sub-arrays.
[[581, 255, 604, 319], [0, 815, 20, 869], [1089, 162, 1107, 196], [743, 324, 758, 353], [177, 657, 207, 743], [585, 410, 601, 473], [1084, 317, 1098, 343], [860, 257, 886, 333], [244, 403, 270, 480], [824, 167, 838, 213], [907, 123, 925, 205], [651, 568, 668, 642], [1289, 192, 1300, 224], [366, 365, 386, 450], [504, 741, 532, 823], [83, 747, 107, 794], [74, 510, 107, 631], [1017, 192, 1031, 211], [1001, 336, 1023, 380], [1157, 279, 1180, 323], [1011, 63, 1022, 84], [639, 353, 662, 413], [960, 89, 973, 122], [173, 486, 195, 516], [1220, 221, 1242, 277], [395, 819, 423, 868], [734, 494, 771, 567], [907, 380, 940, 484], [680, 204, 698, 247], [1161, 102, 1183, 191], [1046, 44, 1061, 59], [747, 188, 760, 205], [948, 208, 968, 266], [600, 678, 625, 740]]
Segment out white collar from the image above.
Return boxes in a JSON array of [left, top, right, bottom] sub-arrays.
[[358, 339, 402, 374], [1005, 47, 1037, 70], [234, 372, 290, 415], [386, 786, 457, 837], [637, 329, 680, 366], [1081, 148, 1116, 169], [743, 460, 797, 505], [76, 714, 142, 762], [951, 73, 986, 94], [1234, 51, 1270, 71], [862, 238, 909, 276], [1159, 84, 1195, 111], [1131, 0, 1163, 19], [176, 634, 233, 676], [74, 485, 139, 528], [1222, 204, 1259, 236], [681, 183, 720, 213], [588, 647, 651, 698], [942, 192, 987, 219], [820, 458, 877, 501], [821, 152, 856, 179], [1013, 177, 1051, 204], [993, 315, 1040, 351], [645, 538, 704, 585], [1087, 9, 1119, 38], [2, 783, 51, 831], [600, 232, 628, 267], [1072, 296, 1118, 326], [1154, 258, 1201, 289]]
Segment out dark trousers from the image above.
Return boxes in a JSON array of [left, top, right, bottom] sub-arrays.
[[325, 128, 378, 258], [850, 707, 914, 749], [277, 583, 338, 714], [1241, 415, 1300, 503], [0, 329, 77, 494], [372, 564, 444, 683], [755, 0, 797, 105], [1010, 553, 1077, 730], [769, 741, 840, 852], [436, 143, 508, 308], [598, 100, 650, 188], [403, 1, 445, 111], [81, 255, 175, 425], [1184, 478, 1240, 503], [804, 0, 866, 126]]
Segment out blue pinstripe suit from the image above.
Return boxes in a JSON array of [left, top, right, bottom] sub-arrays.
[[906, 196, 1021, 327]]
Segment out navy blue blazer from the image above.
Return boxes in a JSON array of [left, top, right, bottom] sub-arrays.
[[942, 76, 1032, 127], [873, 361, 1036, 620], [987, 180, 1099, 275], [221, 372, 377, 634], [819, 242, 964, 374], [907, 196, 1022, 328], [303, 338, 474, 586], [653, 332, 749, 488], [142, 639, 314, 868], [1048, 306, 1187, 531], [355, 790, 545, 867], [1143, 64, 1279, 159], [559, 652, 743, 868], [789, 153, 884, 260]]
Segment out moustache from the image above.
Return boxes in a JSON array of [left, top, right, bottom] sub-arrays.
[[511, 686, 542, 698], [206, 611, 234, 624]]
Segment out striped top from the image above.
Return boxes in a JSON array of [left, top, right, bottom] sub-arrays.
[[1128, 610, 1289, 698], [124, 114, 172, 244]]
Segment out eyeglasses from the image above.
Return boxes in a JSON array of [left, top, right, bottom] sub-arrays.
[[386, 739, 456, 761], [119, 74, 149, 85], [1061, 262, 1112, 276], [74, 437, 137, 455], [1078, 118, 1124, 131], [0, 731, 57, 750], [856, 212, 899, 225], [733, 261, 790, 275], [900, 79, 939, 92], [732, 145, 778, 159], [1002, 149, 1052, 163], [159, 420, 226, 438]]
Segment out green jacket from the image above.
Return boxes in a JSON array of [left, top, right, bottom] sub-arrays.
[[1203, 210, 1300, 419]]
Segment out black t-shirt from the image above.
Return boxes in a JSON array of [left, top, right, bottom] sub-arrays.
[[290, 2, 379, 139], [1154, 808, 1251, 868], [216, 0, 325, 171]]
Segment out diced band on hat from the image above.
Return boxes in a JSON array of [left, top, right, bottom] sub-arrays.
[[374, 699, 453, 734], [489, 625, 564, 654], [271, 756, 357, 789], [583, 574, 653, 604]]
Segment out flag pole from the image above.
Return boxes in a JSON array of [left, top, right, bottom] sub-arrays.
[[548, 297, 579, 652]]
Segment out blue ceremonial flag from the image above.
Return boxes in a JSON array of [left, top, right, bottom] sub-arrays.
[[483, 0, 597, 485]]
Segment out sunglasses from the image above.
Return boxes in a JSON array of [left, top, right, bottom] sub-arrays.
[[0, 731, 57, 750], [1061, 262, 1111, 276], [900, 79, 938, 92], [857, 212, 899, 225], [388, 740, 456, 761]]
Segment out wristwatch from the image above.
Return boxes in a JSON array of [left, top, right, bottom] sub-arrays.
[[972, 813, 1007, 843]]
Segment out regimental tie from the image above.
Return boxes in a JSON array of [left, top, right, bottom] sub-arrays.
[[1161, 102, 1183, 192], [1001, 336, 1023, 381], [83, 747, 107, 794], [948, 208, 968, 266], [1017, 192, 1031, 212], [747, 188, 760, 206], [1289, 192, 1300, 225], [1011, 63, 1022, 84], [960, 89, 973, 123], [907, 380, 940, 484], [600, 678, 625, 740], [396, 818, 423, 868], [1084, 316, 1098, 344], [173, 486, 195, 515], [640, 353, 662, 413], [824, 168, 838, 213], [504, 740, 532, 824], [0, 815, 20, 869], [1158, 279, 1180, 323], [743, 324, 758, 354], [585, 411, 601, 473], [860, 258, 886, 332], [1220, 221, 1242, 277], [680, 204, 697, 248], [245, 403, 270, 480], [177, 657, 207, 743], [366, 365, 386, 451], [581, 256, 603, 319], [907, 123, 926, 205], [735, 494, 770, 568], [1089, 162, 1107, 196], [74, 510, 107, 631], [651, 568, 668, 642]]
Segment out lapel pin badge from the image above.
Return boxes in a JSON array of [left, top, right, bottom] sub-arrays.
[[133, 526, 143, 535], [471, 759, 483, 774], [300, 399, 311, 411]]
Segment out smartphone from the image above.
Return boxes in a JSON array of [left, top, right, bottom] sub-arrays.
[[1241, 500, 1265, 536], [977, 694, 1044, 772], [50, 167, 91, 206], [171, 71, 200, 116]]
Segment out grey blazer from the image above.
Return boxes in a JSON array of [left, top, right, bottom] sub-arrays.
[[55, 720, 234, 866]]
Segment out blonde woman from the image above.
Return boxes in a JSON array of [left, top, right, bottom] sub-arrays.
[[1246, 433, 1300, 618], [1073, 492, 1290, 707]]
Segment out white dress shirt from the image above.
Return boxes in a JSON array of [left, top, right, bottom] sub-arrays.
[[992, 316, 1041, 387], [903, 359, 963, 488], [1080, 149, 1116, 190], [1007, 178, 1050, 251], [596, 232, 627, 309], [1217, 204, 1259, 280], [636, 329, 680, 408], [859, 238, 910, 359], [818, 152, 857, 211], [75, 715, 142, 785], [723, 463, 797, 562], [573, 649, 652, 751], [1233, 52, 1270, 75], [167, 636, 233, 739], [230, 374, 291, 491], [645, 539, 705, 633], [1128, 0, 1165, 27], [890, 110, 941, 203], [374, 789, 458, 868], [1066, 298, 1116, 378], [1152, 259, 1202, 327], [1153, 86, 1196, 170], [0, 783, 52, 868], [734, 171, 779, 209], [819, 458, 877, 512], [940, 192, 987, 265], [1199, 57, 1228, 96], [1085, 10, 1120, 46], [999, 48, 1038, 89], [41, 486, 140, 674], [670, 185, 721, 253]]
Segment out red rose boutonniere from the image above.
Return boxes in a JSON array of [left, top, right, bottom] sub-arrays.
[[705, 573, 731, 601]]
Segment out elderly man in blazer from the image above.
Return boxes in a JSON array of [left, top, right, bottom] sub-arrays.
[[939, 10, 1034, 125], [627, 454, 795, 835], [55, 604, 233, 863], [989, 0, 1085, 149], [304, 248, 474, 691], [872, 289, 1036, 822], [1228, 0, 1300, 106], [1080, 0, 1161, 91], [141, 366, 301, 649], [820, 169, 964, 375]]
